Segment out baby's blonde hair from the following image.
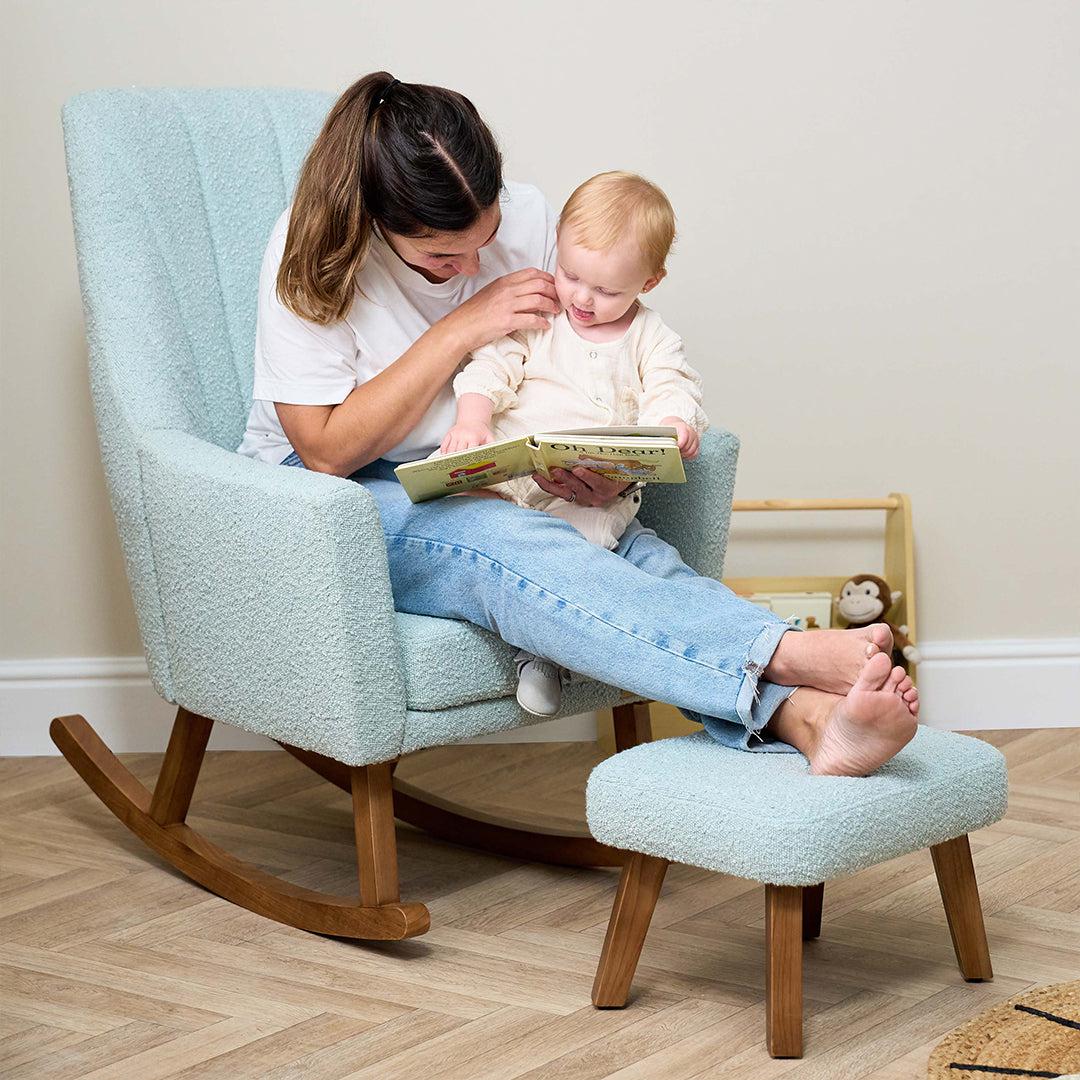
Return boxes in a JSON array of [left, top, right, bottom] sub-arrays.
[[558, 171, 676, 275]]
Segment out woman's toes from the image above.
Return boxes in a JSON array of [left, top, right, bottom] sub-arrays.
[[867, 623, 894, 656], [854, 650, 893, 691], [885, 665, 906, 695], [896, 674, 914, 696]]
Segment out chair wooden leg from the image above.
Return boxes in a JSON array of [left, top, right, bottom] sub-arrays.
[[802, 882, 824, 940], [592, 853, 668, 1007], [281, 721, 647, 870], [931, 834, 993, 981], [612, 702, 653, 752], [351, 761, 400, 906], [766, 884, 804, 1058], [149, 708, 213, 825]]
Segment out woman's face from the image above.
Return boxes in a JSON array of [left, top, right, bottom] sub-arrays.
[[382, 202, 502, 283]]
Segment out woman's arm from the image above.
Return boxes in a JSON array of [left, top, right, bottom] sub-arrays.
[[277, 317, 464, 475], [277, 269, 559, 476]]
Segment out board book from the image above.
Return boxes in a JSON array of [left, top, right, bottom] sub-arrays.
[[394, 426, 686, 503]]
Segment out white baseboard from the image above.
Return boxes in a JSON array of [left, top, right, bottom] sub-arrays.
[[0, 658, 273, 755], [0, 658, 597, 756], [915, 639, 1080, 730], [1, 639, 1076, 756]]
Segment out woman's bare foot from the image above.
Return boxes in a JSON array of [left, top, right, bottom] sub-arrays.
[[763, 623, 893, 694], [768, 653, 918, 776]]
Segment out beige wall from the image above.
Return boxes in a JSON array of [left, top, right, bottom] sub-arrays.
[[2, 0, 1077, 661]]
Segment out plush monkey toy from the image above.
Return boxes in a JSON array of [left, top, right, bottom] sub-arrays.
[[835, 574, 922, 664]]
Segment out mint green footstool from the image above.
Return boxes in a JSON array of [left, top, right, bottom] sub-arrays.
[[586, 726, 1008, 1058]]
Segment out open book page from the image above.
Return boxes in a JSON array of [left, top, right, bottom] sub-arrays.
[[393, 435, 537, 502], [532, 432, 686, 483]]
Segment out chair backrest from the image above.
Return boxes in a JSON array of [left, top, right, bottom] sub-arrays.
[[64, 89, 739, 702], [64, 88, 332, 696]]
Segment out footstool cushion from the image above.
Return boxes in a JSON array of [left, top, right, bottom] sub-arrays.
[[586, 726, 1008, 886]]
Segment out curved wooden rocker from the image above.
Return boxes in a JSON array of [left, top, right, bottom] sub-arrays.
[[50, 711, 428, 940], [50, 702, 650, 940]]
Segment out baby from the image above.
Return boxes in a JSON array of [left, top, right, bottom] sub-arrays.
[[440, 171, 708, 714]]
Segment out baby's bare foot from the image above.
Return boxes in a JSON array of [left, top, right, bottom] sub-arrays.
[[807, 653, 918, 776], [764, 624, 893, 694]]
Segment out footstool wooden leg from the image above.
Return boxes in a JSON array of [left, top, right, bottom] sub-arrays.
[[765, 884, 804, 1058], [931, 834, 993, 981], [592, 853, 668, 1007], [802, 882, 824, 940]]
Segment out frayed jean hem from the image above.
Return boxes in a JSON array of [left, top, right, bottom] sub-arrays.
[[680, 681, 799, 753], [737, 620, 796, 726], [681, 621, 801, 753]]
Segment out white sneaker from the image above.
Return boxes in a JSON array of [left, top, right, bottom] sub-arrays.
[[514, 650, 566, 716]]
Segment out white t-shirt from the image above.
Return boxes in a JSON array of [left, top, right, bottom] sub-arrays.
[[237, 181, 558, 465]]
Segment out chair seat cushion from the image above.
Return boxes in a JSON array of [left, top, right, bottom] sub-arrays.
[[396, 612, 520, 710], [401, 678, 639, 755], [395, 612, 641, 752], [586, 727, 1008, 885]]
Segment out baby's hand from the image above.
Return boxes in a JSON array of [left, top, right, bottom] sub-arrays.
[[660, 416, 700, 459], [440, 421, 495, 455]]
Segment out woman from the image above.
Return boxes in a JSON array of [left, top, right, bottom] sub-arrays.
[[237, 72, 919, 777]]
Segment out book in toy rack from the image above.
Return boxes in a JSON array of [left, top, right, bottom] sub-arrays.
[[394, 426, 685, 504]]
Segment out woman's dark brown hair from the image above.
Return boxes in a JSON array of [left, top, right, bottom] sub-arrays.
[[277, 72, 503, 324]]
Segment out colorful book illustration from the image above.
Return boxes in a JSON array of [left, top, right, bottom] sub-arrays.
[[394, 426, 686, 503]]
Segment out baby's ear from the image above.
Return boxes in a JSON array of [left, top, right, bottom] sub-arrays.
[[640, 267, 667, 294]]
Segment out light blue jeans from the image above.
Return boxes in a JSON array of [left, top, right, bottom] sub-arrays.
[[282, 452, 799, 752]]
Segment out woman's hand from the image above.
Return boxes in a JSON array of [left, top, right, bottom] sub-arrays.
[[439, 421, 495, 455], [532, 466, 628, 507], [446, 268, 561, 353], [661, 416, 700, 459]]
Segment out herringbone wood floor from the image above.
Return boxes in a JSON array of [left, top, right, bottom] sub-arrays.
[[1, 729, 1077, 1079]]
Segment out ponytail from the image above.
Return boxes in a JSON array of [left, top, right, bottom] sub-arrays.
[[277, 72, 503, 324]]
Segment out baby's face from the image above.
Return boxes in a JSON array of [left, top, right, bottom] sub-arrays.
[[554, 231, 659, 329]]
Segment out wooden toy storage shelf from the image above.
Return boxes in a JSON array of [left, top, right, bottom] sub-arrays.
[[601, 494, 917, 749]]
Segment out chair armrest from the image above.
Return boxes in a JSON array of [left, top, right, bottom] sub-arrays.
[[636, 428, 740, 581], [137, 429, 407, 765]]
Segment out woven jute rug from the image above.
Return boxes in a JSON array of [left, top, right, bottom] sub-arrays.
[[927, 980, 1080, 1078]]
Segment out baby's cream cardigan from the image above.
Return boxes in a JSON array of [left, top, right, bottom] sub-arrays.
[[453, 304, 709, 549]]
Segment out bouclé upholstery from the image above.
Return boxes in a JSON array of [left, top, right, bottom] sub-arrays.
[[64, 88, 740, 764]]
